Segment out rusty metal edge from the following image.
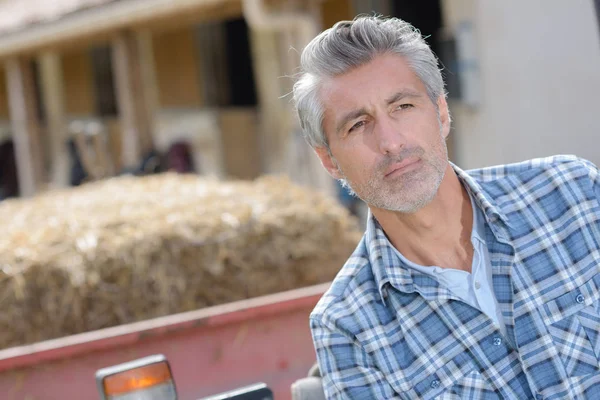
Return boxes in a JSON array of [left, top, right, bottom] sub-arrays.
[[0, 282, 330, 372]]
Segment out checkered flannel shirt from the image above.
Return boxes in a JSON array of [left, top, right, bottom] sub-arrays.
[[311, 155, 600, 399]]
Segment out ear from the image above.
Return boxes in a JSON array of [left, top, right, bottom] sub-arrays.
[[437, 95, 451, 139], [314, 146, 344, 180]]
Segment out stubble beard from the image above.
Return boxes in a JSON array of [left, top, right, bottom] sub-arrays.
[[336, 137, 448, 214]]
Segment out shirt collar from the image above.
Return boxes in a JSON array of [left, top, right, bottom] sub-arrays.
[[470, 188, 487, 245], [367, 162, 509, 304], [452, 162, 510, 226]]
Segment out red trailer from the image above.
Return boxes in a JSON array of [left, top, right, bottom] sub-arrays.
[[0, 283, 329, 400]]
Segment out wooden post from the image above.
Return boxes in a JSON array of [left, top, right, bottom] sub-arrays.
[[112, 31, 154, 171], [248, 28, 286, 174], [291, 15, 336, 197], [5, 58, 44, 197], [243, 0, 335, 196], [39, 51, 70, 188], [136, 30, 160, 144]]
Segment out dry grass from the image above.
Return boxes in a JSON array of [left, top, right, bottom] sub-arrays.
[[0, 173, 361, 349]]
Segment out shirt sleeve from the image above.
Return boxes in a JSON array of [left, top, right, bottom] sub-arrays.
[[310, 316, 401, 399]]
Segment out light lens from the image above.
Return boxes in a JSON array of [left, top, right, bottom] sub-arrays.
[[107, 382, 177, 400], [103, 361, 174, 397]]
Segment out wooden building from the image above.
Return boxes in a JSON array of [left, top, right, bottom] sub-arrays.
[[4, 0, 596, 201], [0, 0, 356, 198]]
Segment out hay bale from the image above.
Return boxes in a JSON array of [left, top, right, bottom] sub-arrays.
[[0, 174, 361, 349]]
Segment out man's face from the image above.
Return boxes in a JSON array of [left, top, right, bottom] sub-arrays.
[[317, 53, 451, 213]]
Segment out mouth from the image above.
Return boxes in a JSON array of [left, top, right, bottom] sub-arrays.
[[384, 157, 421, 178]]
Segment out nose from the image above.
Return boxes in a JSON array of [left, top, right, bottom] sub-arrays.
[[375, 115, 405, 155]]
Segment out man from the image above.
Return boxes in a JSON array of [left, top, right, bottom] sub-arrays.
[[292, 15, 600, 399]]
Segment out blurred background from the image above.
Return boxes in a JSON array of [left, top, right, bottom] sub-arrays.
[[0, 0, 598, 203], [0, 1, 599, 398]]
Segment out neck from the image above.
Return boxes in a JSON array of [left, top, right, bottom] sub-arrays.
[[371, 163, 474, 270]]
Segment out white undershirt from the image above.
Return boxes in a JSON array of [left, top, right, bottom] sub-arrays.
[[389, 192, 507, 336]]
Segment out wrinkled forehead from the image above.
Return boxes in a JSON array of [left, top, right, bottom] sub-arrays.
[[319, 54, 426, 103], [319, 54, 428, 120]]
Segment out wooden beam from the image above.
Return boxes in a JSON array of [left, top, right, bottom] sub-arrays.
[[112, 33, 140, 169], [0, 0, 244, 60], [244, 2, 336, 196], [111, 31, 155, 170], [248, 28, 286, 174], [5, 58, 44, 197], [136, 30, 160, 144], [39, 52, 70, 188], [291, 13, 337, 198]]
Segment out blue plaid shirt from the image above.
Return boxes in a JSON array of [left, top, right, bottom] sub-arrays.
[[311, 155, 600, 399]]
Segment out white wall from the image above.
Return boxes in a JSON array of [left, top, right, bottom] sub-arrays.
[[442, 0, 600, 169]]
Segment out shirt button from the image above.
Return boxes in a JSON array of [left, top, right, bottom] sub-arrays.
[[474, 281, 481, 290], [576, 294, 585, 304], [430, 380, 440, 389], [493, 337, 503, 346]]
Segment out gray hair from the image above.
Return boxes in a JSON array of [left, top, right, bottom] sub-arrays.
[[293, 15, 446, 149]]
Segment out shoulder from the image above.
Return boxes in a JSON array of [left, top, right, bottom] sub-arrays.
[[310, 236, 383, 334], [467, 154, 594, 181], [467, 155, 599, 201]]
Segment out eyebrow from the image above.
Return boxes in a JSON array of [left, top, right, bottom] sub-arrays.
[[385, 89, 422, 105], [335, 90, 423, 134]]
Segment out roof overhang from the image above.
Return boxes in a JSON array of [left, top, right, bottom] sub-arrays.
[[0, 0, 243, 59]]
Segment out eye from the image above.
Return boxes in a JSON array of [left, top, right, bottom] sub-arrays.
[[348, 120, 366, 133], [396, 103, 414, 110]]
